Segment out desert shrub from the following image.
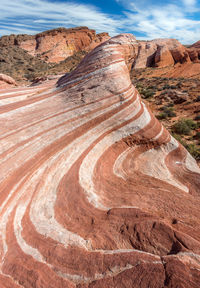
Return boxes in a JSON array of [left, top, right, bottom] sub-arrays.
[[172, 133, 200, 160], [196, 96, 200, 102], [157, 106, 176, 119], [136, 83, 143, 89], [185, 143, 200, 160], [195, 132, 200, 140], [172, 119, 197, 135], [172, 133, 187, 146], [169, 85, 177, 89], [156, 112, 168, 120], [172, 120, 190, 135], [141, 89, 155, 99], [148, 85, 156, 89], [194, 115, 200, 121], [162, 84, 171, 90], [184, 119, 197, 130]]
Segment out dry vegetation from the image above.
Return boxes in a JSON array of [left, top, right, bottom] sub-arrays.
[[0, 33, 87, 83], [131, 68, 200, 162]]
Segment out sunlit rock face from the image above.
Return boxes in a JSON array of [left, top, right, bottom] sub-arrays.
[[0, 34, 200, 288], [19, 27, 110, 63], [133, 38, 200, 69]]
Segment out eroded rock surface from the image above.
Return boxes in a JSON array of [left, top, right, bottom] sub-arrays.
[[0, 73, 17, 89], [19, 27, 110, 63], [133, 38, 200, 69], [0, 34, 200, 288]]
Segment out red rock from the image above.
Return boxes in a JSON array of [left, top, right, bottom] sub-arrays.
[[19, 27, 110, 63], [155, 45, 175, 67], [133, 38, 194, 69], [0, 73, 17, 89], [190, 40, 200, 49], [0, 34, 200, 287]]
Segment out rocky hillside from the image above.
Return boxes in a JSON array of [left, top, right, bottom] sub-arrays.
[[0, 27, 110, 83], [131, 69, 200, 162], [0, 34, 200, 288], [133, 38, 200, 69], [19, 27, 109, 63], [1, 27, 200, 83], [132, 38, 200, 79]]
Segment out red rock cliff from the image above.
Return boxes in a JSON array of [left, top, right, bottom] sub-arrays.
[[133, 38, 200, 68], [19, 27, 110, 63]]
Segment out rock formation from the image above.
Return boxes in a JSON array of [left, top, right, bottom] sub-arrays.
[[0, 73, 17, 89], [133, 38, 200, 69], [19, 27, 110, 63], [0, 34, 200, 287], [191, 40, 200, 49]]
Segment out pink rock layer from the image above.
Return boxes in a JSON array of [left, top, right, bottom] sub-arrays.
[[0, 34, 200, 288]]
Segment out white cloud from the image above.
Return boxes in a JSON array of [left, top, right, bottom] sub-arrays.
[[182, 0, 196, 6], [0, 0, 122, 36], [115, 0, 200, 44], [0, 0, 200, 44]]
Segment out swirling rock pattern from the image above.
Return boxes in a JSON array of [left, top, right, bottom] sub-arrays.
[[0, 34, 200, 288]]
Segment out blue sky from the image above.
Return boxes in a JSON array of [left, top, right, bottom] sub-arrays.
[[0, 0, 200, 43]]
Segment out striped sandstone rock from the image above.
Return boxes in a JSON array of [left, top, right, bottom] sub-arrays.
[[0, 34, 200, 288]]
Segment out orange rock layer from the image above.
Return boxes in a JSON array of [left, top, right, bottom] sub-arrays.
[[19, 27, 110, 63], [133, 38, 200, 69], [0, 34, 200, 288]]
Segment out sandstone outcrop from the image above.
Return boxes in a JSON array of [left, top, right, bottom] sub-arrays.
[[0, 34, 200, 287], [133, 38, 200, 69], [0, 73, 17, 89], [191, 40, 200, 49], [19, 27, 110, 63]]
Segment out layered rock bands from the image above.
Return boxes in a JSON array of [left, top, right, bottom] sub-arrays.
[[0, 34, 200, 288]]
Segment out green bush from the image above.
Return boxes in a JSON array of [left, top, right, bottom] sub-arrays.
[[172, 133, 200, 160], [162, 84, 171, 90], [136, 83, 144, 89], [156, 112, 168, 120], [141, 89, 155, 99], [172, 133, 187, 146], [185, 143, 200, 160], [196, 132, 200, 140], [172, 119, 197, 135], [184, 119, 197, 130], [157, 106, 176, 119]]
